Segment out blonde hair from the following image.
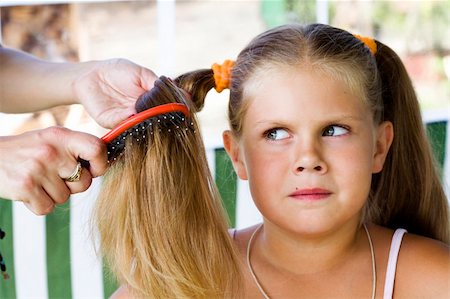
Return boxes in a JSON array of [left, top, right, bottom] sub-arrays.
[[93, 77, 242, 298], [176, 23, 449, 243]]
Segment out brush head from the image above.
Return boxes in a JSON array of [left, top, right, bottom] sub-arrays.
[[101, 76, 191, 163]]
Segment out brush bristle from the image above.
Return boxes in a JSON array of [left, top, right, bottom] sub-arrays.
[[106, 75, 193, 163], [106, 111, 190, 162]]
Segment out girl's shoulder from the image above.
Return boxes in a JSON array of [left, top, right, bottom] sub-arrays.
[[370, 224, 449, 298], [369, 223, 449, 266], [397, 231, 449, 298]]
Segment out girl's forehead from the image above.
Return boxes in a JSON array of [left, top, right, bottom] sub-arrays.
[[242, 62, 367, 103], [242, 65, 351, 101], [240, 66, 372, 124]]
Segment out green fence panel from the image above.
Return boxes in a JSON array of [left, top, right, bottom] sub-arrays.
[[426, 121, 447, 174], [215, 148, 238, 227], [0, 199, 16, 299], [46, 202, 72, 299]]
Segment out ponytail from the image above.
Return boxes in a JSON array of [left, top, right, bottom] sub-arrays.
[[174, 69, 215, 112], [371, 42, 449, 243], [174, 60, 234, 113]]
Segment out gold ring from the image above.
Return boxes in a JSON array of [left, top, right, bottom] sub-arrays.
[[64, 162, 82, 182]]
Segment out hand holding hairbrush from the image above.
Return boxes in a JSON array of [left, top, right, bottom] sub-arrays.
[[100, 76, 191, 162]]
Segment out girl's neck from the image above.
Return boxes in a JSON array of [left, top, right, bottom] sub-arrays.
[[256, 218, 365, 276]]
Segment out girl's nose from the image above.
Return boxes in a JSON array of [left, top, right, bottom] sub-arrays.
[[293, 141, 327, 174], [297, 165, 324, 172]]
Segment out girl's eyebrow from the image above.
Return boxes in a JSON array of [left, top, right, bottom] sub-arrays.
[[253, 120, 287, 128], [254, 115, 365, 126], [328, 115, 366, 122]]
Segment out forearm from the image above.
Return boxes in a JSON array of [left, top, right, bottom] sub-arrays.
[[0, 47, 97, 113]]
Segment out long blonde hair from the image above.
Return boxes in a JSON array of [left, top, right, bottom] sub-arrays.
[[93, 77, 242, 298]]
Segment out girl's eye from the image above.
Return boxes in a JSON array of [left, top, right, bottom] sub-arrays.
[[265, 128, 290, 141], [323, 125, 349, 137]]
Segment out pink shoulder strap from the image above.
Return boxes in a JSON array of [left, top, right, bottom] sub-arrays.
[[228, 228, 237, 240], [383, 228, 407, 299]]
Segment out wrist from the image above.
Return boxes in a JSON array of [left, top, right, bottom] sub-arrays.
[[67, 60, 101, 106]]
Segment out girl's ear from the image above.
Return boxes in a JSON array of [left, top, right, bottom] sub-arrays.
[[372, 121, 394, 173], [222, 130, 248, 180]]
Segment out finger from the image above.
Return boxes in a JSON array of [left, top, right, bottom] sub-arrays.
[[37, 170, 72, 205], [23, 167, 85, 214], [19, 188, 56, 216], [34, 127, 105, 178], [9, 153, 58, 215], [64, 167, 93, 194], [24, 201, 55, 216], [63, 131, 108, 177]]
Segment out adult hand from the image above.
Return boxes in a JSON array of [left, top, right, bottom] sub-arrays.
[[73, 58, 158, 129], [1, 48, 157, 128], [0, 126, 107, 215]]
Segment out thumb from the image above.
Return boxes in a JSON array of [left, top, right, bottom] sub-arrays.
[[140, 67, 158, 91], [104, 105, 137, 128]]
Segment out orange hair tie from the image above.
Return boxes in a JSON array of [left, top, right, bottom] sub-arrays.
[[353, 34, 377, 55], [211, 60, 235, 93]]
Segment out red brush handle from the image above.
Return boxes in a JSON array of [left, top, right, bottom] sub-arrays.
[[101, 103, 189, 144]]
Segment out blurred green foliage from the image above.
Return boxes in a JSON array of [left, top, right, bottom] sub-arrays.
[[373, 0, 450, 54]]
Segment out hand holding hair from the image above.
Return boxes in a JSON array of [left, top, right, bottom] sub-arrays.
[[73, 58, 158, 128], [0, 126, 107, 215], [0, 46, 158, 129]]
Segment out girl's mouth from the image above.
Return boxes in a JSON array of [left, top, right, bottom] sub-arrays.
[[289, 188, 332, 200]]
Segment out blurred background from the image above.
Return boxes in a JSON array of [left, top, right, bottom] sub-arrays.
[[0, 1, 449, 298], [1, 0, 449, 142]]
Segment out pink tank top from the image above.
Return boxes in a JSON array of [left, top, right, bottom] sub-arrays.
[[383, 228, 407, 299]]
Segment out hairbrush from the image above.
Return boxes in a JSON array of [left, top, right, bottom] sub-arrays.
[[101, 102, 190, 162]]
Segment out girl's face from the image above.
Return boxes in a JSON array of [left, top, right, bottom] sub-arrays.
[[224, 67, 393, 235]]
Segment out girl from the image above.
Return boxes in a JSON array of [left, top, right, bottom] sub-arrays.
[[97, 23, 449, 298]]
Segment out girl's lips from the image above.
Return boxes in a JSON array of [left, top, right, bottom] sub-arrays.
[[289, 188, 332, 200]]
